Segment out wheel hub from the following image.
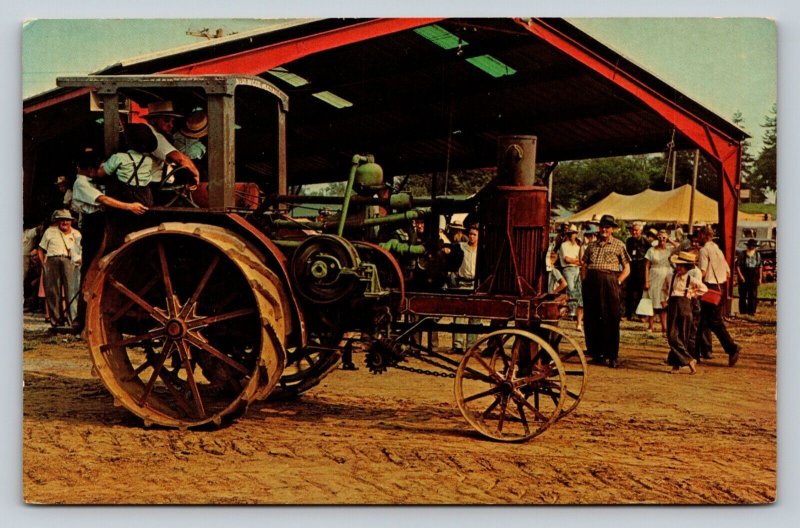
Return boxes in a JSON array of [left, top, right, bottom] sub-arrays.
[[165, 318, 187, 339]]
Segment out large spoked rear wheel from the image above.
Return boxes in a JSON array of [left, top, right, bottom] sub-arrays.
[[540, 323, 588, 418], [85, 223, 288, 428], [454, 329, 566, 442]]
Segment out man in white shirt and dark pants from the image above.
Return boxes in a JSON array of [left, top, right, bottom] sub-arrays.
[[695, 226, 742, 367]]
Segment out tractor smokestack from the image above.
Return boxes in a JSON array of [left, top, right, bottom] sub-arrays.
[[497, 135, 537, 186]]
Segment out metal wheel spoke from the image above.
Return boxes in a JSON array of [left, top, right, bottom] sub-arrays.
[[481, 397, 501, 419], [564, 369, 585, 376], [109, 277, 159, 322], [139, 342, 174, 407], [496, 394, 510, 432], [179, 254, 220, 318], [508, 339, 522, 382], [157, 242, 175, 300], [461, 365, 499, 384], [511, 389, 548, 422], [123, 358, 156, 382], [470, 354, 506, 383], [301, 352, 318, 368], [184, 333, 250, 374], [186, 308, 257, 330], [100, 328, 165, 352], [109, 278, 168, 324], [177, 341, 205, 418], [515, 401, 531, 436], [156, 369, 196, 417], [463, 384, 504, 403]]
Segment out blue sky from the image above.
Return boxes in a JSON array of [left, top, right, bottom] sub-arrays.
[[22, 17, 776, 150]]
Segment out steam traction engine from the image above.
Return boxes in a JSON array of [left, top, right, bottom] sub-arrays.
[[60, 75, 586, 442]]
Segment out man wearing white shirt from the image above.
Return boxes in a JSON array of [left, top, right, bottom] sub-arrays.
[[695, 226, 741, 366]]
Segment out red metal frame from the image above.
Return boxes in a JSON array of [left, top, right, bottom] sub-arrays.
[[24, 17, 742, 271], [162, 18, 445, 76], [516, 18, 741, 269]]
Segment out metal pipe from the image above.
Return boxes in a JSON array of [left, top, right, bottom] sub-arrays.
[[272, 208, 428, 232], [337, 155, 367, 236], [688, 149, 699, 230]]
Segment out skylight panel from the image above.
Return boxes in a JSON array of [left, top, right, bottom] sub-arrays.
[[312, 91, 353, 109], [414, 24, 466, 50], [466, 55, 517, 78], [267, 67, 310, 87]]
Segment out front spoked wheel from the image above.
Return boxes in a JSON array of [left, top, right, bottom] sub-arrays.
[[454, 329, 566, 442]]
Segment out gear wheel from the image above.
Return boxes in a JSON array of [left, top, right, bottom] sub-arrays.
[[365, 339, 400, 374]]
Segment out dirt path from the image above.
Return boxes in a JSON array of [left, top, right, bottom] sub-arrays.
[[22, 311, 776, 505]]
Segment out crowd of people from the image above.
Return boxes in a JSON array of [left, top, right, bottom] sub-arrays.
[[548, 215, 753, 372], [23, 102, 208, 332]]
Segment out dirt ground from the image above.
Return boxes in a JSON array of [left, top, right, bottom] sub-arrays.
[[22, 307, 776, 505]]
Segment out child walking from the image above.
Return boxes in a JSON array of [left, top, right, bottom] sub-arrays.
[[662, 251, 707, 374]]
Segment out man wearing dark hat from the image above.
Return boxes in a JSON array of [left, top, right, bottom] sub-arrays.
[[142, 101, 200, 186], [581, 214, 631, 368], [736, 238, 763, 315]]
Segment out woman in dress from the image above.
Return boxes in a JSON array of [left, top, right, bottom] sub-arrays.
[[644, 229, 674, 335]]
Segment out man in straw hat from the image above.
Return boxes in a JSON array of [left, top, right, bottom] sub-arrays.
[[37, 209, 82, 329], [142, 101, 200, 187], [173, 109, 208, 161], [663, 251, 708, 374], [581, 214, 631, 368]]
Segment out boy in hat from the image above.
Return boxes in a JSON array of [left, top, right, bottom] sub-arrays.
[[38, 209, 82, 329], [663, 251, 708, 374], [581, 214, 631, 368]]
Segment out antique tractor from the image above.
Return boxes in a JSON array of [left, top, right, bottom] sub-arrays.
[[58, 75, 586, 442]]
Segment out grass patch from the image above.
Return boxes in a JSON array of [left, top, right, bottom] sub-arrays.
[[739, 203, 776, 217], [759, 282, 777, 300]]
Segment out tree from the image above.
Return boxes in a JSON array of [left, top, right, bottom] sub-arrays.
[[731, 111, 760, 201], [753, 103, 777, 199], [551, 155, 661, 211]]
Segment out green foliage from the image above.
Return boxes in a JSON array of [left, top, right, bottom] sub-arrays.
[[551, 155, 661, 211], [396, 169, 495, 197], [752, 103, 777, 198], [301, 181, 347, 196], [732, 110, 762, 201]]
